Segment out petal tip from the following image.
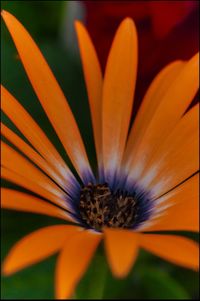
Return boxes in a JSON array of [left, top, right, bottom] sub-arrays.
[[55, 271, 76, 300], [112, 269, 129, 279], [1, 9, 10, 18], [1, 9, 6, 17], [121, 17, 136, 31], [2, 260, 12, 277], [74, 20, 86, 35], [74, 19, 82, 28]]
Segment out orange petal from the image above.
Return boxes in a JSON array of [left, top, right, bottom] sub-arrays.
[[1, 123, 69, 191], [104, 228, 139, 278], [1, 188, 74, 225], [102, 18, 138, 182], [142, 174, 199, 232], [2, 225, 81, 275], [1, 142, 70, 210], [139, 234, 199, 271], [1, 86, 78, 194], [126, 53, 199, 182], [55, 230, 101, 299], [123, 60, 184, 169], [75, 21, 103, 171], [141, 104, 199, 197], [1, 167, 73, 213], [1, 11, 93, 182]]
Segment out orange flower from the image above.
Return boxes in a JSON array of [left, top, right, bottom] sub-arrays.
[[1, 10, 199, 299]]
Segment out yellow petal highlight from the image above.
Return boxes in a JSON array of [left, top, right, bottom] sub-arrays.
[[2, 10, 93, 182], [104, 228, 139, 278], [75, 21, 103, 170], [2, 225, 80, 276], [55, 230, 101, 299], [139, 234, 199, 271], [102, 18, 138, 181]]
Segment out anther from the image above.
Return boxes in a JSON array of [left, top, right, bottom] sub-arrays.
[[79, 183, 138, 231]]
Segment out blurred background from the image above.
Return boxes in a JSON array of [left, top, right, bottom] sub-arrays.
[[1, 1, 199, 299]]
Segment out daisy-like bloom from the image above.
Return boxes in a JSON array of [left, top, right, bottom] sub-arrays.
[[1, 10, 199, 299]]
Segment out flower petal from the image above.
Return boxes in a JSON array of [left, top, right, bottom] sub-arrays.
[[126, 52, 199, 182], [55, 230, 101, 299], [104, 228, 139, 278], [2, 142, 70, 210], [1, 10, 93, 183], [75, 21, 103, 172], [1, 167, 74, 213], [1, 123, 71, 192], [139, 234, 199, 270], [102, 18, 138, 183], [141, 104, 199, 197], [123, 60, 184, 169], [2, 225, 80, 276], [141, 173, 199, 232], [1, 188, 73, 222], [1, 86, 78, 195]]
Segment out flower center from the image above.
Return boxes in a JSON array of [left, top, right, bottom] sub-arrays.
[[79, 183, 138, 231]]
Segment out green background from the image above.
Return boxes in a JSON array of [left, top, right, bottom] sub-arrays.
[[1, 1, 199, 299]]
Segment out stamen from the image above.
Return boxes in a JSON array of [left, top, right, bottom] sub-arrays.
[[79, 183, 138, 231]]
